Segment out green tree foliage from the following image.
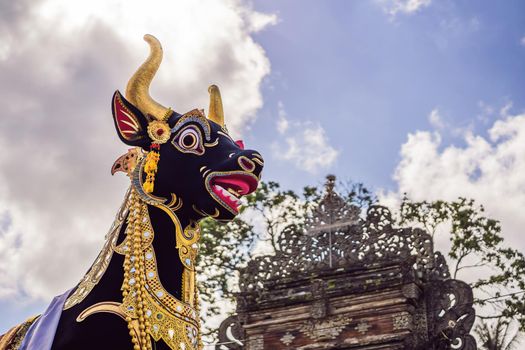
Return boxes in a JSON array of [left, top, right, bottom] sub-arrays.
[[398, 196, 525, 331], [475, 318, 522, 350]]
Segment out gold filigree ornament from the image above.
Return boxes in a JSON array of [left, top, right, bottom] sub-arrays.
[[147, 120, 171, 144], [64, 188, 131, 310]]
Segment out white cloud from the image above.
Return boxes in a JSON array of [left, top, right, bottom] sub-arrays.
[[243, 8, 279, 32], [476, 100, 495, 124], [381, 107, 525, 258], [500, 101, 513, 117], [428, 108, 445, 129], [272, 103, 338, 174], [377, 0, 431, 17], [0, 0, 275, 307], [32, 0, 274, 136], [427, 108, 474, 138], [276, 101, 289, 134]]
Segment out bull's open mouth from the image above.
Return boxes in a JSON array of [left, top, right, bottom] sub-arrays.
[[205, 171, 259, 214]]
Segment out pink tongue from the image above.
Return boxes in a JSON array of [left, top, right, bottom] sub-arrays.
[[214, 177, 250, 195]]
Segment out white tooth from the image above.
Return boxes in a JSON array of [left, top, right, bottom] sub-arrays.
[[217, 186, 231, 199], [215, 185, 240, 206]]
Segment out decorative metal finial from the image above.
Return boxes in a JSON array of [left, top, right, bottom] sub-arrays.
[[325, 174, 336, 194]]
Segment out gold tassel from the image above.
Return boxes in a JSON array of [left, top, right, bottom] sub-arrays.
[[143, 150, 160, 193]]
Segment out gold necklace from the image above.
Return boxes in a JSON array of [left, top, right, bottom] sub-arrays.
[[118, 188, 202, 350]]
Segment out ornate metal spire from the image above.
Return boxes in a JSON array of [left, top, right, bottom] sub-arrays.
[[306, 175, 360, 236]]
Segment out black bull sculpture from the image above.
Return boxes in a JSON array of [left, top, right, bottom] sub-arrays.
[[0, 35, 263, 350]]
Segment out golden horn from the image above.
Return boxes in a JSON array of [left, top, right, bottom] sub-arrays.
[[125, 34, 169, 120], [207, 85, 224, 127]]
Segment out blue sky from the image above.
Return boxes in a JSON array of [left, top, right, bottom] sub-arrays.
[[0, 0, 524, 336], [248, 0, 525, 191]]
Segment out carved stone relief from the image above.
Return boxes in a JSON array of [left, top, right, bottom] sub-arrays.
[[354, 321, 371, 335], [299, 315, 352, 341], [392, 312, 412, 331], [280, 332, 295, 346]]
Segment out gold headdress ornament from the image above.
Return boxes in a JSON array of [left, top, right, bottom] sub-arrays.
[[207, 84, 224, 127]]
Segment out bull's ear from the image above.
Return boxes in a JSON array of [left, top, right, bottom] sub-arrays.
[[111, 90, 150, 147]]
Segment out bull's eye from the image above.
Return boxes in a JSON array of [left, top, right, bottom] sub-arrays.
[[180, 130, 198, 149], [172, 125, 204, 155]]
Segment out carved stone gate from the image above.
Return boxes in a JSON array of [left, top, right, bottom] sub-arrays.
[[217, 176, 477, 350]]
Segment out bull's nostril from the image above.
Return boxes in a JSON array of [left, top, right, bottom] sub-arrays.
[[252, 158, 264, 167], [238, 156, 256, 173]]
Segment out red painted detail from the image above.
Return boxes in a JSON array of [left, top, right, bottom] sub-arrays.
[[212, 174, 257, 196], [209, 174, 259, 213], [157, 129, 164, 136], [114, 93, 141, 140], [235, 140, 245, 150], [151, 143, 160, 150]]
